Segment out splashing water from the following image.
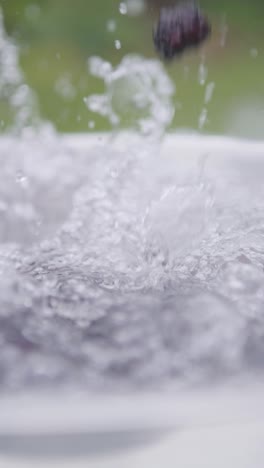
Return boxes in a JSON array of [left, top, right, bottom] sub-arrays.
[[85, 55, 175, 135], [0, 12, 44, 133], [0, 14, 264, 395]]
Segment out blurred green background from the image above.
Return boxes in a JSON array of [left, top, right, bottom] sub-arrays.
[[0, 0, 264, 138]]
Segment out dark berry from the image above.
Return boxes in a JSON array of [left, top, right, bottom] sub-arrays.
[[153, 2, 211, 60]]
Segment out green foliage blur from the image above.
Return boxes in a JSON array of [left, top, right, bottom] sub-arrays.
[[0, 0, 264, 138]]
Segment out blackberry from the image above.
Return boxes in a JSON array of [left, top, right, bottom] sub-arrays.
[[153, 2, 211, 60]]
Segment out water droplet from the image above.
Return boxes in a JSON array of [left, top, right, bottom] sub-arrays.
[[198, 63, 208, 86], [16, 171, 28, 188], [250, 48, 258, 58], [119, 2, 128, 14], [219, 15, 228, 47], [198, 107, 208, 130], [88, 56, 112, 78], [88, 120, 95, 129], [125, 0, 145, 16], [204, 82, 215, 104], [106, 19, 116, 32], [115, 40, 122, 50]]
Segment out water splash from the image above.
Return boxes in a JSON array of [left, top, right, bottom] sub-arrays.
[[85, 55, 175, 136], [0, 13, 264, 394], [0, 11, 41, 133]]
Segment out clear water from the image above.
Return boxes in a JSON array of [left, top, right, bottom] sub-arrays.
[[0, 13, 264, 394]]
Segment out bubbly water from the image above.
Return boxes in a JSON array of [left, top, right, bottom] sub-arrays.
[[0, 13, 264, 394]]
